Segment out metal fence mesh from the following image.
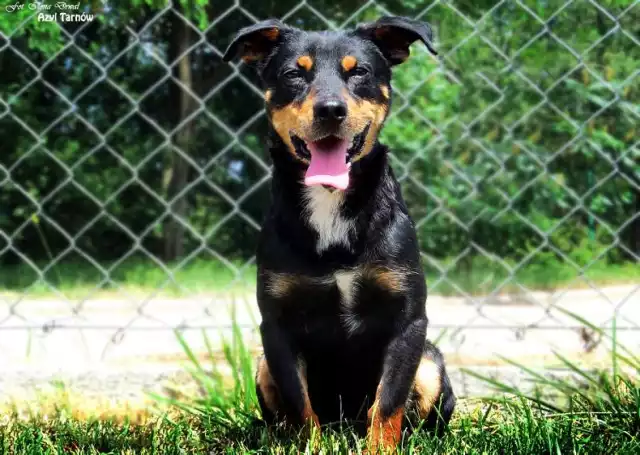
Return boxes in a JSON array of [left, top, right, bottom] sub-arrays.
[[0, 0, 639, 384]]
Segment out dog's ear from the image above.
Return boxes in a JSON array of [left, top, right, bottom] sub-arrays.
[[222, 19, 288, 66], [354, 16, 437, 66]]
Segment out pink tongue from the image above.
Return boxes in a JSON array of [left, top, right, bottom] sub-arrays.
[[304, 137, 350, 190]]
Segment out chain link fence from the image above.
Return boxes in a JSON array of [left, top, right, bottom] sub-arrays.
[[0, 1, 639, 395]]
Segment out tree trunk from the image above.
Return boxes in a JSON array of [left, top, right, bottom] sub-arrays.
[[627, 187, 640, 259], [163, 6, 194, 262], [595, 11, 639, 260]]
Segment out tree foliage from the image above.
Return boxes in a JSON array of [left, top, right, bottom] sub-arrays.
[[1, 0, 638, 273]]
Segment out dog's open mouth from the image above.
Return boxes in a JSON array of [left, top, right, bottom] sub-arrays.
[[291, 125, 369, 191]]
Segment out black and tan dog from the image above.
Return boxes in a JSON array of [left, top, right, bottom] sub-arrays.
[[223, 16, 455, 453]]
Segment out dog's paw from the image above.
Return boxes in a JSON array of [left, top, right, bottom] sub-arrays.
[[364, 428, 400, 455], [361, 444, 398, 455]]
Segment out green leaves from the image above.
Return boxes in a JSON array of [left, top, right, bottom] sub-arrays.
[[2, 0, 638, 270]]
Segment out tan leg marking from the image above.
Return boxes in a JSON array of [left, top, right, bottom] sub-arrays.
[[367, 386, 404, 454], [413, 357, 442, 418]]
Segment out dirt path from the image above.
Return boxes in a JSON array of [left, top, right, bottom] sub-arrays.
[[0, 284, 637, 407]]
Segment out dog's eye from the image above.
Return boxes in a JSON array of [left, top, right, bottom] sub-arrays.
[[282, 69, 304, 80], [350, 67, 369, 77]]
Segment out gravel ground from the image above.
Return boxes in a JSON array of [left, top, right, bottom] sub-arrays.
[[0, 284, 638, 412]]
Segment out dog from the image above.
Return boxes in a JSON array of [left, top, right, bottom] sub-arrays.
[[223, 16, 456, 453]]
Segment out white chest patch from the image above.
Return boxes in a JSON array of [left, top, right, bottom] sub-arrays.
[[302, 186, 356, 254], [334, 269, 359, 307], [334, 269, 363, 335]]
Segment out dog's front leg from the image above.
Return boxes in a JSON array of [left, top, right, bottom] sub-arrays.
[[260, 320, 320, 430], [366, 317, 427, 453]]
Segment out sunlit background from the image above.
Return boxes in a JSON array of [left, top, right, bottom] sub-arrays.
[[0, 0, 638, 415]]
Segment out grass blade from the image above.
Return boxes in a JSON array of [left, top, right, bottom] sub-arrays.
[[462, 368, 564, 413], [554, 306, 640, 366]]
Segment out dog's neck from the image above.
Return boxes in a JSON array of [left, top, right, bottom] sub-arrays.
[[267, 133, 402, 260]]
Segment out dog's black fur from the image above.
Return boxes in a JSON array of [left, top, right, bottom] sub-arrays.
[[223, 16, 455, 450]]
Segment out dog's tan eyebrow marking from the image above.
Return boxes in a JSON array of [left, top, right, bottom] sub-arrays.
[[341, 55, 357, 72], [380, 85, 390, 99], [297, 55, 314, 71], [264, 90, 272, 102]]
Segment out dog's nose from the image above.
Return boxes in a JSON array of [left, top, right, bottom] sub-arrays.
[[314, 99, 347, 124]]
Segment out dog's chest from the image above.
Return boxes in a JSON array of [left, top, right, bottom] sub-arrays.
[[333, 269, 368, 335], [334, 269, 359, 307], [268, 265, 407, 339], [304, 269, 369, 337], [302, 186, 355, 253]]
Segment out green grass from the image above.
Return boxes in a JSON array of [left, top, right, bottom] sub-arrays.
[[1, 309, 638, 454], [2, 398, 638, 454], [1, 256, 638, 299]]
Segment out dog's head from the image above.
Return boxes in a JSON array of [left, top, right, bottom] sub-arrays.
[[223, 17, 437, 191]]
